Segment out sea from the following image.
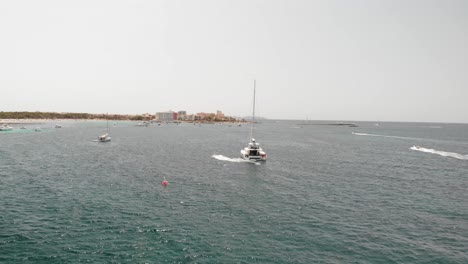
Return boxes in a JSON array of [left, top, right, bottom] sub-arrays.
[[1, 120, 467, 263]]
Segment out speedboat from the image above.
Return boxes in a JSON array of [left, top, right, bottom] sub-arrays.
[[55, 124, 62, 128], [240, 138, 267, 161], [34, 127, 42, 132], [0, 124, 13, 131], [98, 133, 111, 142]]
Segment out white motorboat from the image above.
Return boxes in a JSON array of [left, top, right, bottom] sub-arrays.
[[0, 124, 13, 131], [240, 80, 267, 161], [55, 124, 62, 128], [34, 127, 42, 132], [98, 133, 111, 142]]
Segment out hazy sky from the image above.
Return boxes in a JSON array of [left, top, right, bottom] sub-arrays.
[[1, 0, 467, 122]]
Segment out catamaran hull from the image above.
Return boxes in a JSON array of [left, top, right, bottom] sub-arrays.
[[240, 150, 267, 161]]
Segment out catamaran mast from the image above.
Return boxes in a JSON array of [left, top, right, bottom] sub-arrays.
[[250, 80, 256, 140]]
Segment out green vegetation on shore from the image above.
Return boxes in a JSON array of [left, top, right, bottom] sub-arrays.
[[0, 111, 145, 120]]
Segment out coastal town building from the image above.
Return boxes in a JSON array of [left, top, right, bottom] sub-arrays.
[[155, 109, 238, 122], [177, 111, 187, 120], [142, 113, 153, 120], [155, 111, 176, 122], [216, 110, 224, 118]]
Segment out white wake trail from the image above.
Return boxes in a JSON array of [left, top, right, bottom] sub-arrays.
[[410, 146, 468, 160], [352, 132, 420, 140], [211, 155, 259, 164]]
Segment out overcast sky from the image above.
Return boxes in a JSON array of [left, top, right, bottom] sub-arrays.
[[1, 0, 467, 122]]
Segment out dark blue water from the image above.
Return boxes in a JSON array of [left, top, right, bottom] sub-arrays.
[[1, 121, 467, 263]]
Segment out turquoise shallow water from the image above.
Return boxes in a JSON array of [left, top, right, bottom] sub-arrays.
[[1, 121, 467, 263]]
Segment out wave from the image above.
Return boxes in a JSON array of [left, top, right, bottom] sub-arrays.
[[352, 132, 419, 140], [410, 146, 468, 160], [211, 155, 259, 164]]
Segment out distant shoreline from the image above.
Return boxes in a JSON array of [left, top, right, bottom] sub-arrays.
[[0, 111, 142, 121], [0, 118, 249, 125], [0, 111, 246, 123], [0, 119, 93, 124]]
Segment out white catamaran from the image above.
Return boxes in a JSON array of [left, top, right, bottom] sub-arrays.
[[240, 80, 267, 161]]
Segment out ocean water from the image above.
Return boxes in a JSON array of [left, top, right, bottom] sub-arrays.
[[1, 120, 467, 263]]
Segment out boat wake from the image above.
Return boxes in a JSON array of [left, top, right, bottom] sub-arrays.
[[212, 155, 259, 164], [352, 132, 419, 140], [410, 146, 468, 160]]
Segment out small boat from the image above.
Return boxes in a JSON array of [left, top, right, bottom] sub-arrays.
[[0, 124, 13, 131], [98, 115, 111, 142], [240, 80, 267, 162], [34, 127, 42, 132], [55, 124, 62, 128], [20, 126, 26, 129], [98, 133, 111, 142], [136, 121, 150, 127]]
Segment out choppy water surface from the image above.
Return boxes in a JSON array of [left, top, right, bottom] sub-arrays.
[[1, 121, 467, 263]]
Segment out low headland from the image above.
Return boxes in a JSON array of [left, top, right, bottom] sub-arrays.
[[0, 111, 144, 121], [0, 111, 248, 124]]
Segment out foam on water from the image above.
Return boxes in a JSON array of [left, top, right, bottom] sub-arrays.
[[352, 132, 421, 140], [410, 146, 468, 160]]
